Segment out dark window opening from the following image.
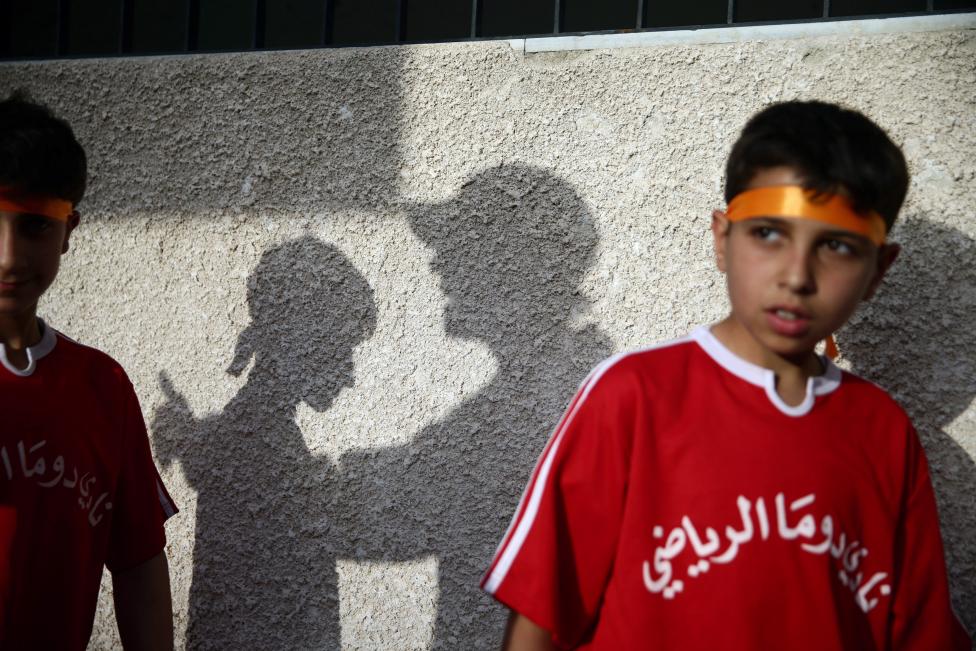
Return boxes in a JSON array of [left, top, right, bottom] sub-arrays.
[[196, 0, 256, 51], [480, 0, 553, 37], [934, 0, 976, 8], [645, 0, 728, 28], [6, 0, 59, 58], [830, 0, 927, 16], [404, 0, 472, 42], [735, 0, 822, 23], [1, 0, 971, 60], [63, 0, 122, 55], [562, 0, 639, 32], [265, 0, 326, 49], [330, 0, 399, 46], [131, 0, 188, 53]]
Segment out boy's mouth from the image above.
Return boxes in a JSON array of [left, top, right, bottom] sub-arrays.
[[0, 280, 31, 296], [766, 306, 811, 336]]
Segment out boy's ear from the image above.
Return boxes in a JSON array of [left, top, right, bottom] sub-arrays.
[[863, 242, 900, 300], [711, 209, 730, 273], [61, 211, 80, 254]]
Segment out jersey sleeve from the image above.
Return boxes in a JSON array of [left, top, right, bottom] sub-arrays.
[[481, 359, 636, 648], [105, 371, 179, 573], [889, 426, 971, 650]]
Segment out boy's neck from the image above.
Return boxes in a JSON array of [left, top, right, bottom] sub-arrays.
[[0, 311, 42, 361], [710, 317, 824, 407]]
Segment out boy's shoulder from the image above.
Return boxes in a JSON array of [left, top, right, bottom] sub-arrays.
[[580, 332, 701, 398], [45, 323, 131, 388], [585, 329, 913, 427], [834, 366, 914, 426]]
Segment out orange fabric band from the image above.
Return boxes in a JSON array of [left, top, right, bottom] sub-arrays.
[[726, 186, 886, 246], [824, 334, 839, 360], [0, 188, 74, 222]]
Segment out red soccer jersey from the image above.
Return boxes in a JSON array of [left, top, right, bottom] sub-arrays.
[[0, 321, 177, 650], [483, 327, 970, 650]]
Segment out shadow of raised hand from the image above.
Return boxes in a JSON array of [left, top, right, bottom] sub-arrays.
[[151, 236, 377, 650]]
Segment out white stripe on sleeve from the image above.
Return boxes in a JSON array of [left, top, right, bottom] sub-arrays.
[[482, 336, 691, 594], [483, 354, 620, 594]]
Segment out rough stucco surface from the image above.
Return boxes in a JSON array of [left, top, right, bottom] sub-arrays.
[[1, 27, 974, 650]]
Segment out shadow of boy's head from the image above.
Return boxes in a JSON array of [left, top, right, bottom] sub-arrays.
[[228, 235, 376, 412], [839, 218, 976, 428], [407, 164, 598, 343], [839, 217, 976, 630]]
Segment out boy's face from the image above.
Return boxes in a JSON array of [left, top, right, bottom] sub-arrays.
[[0, 210, 79, 324], [712, 167, 899, 362]]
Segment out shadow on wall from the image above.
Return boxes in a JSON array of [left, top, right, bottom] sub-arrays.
[[837, 218, 976, 636], [339, 164, 614, 649], [152, 237, 377, 650], [6, 48, 406, 217]]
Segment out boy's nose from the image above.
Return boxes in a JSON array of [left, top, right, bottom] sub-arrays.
[[781, 247, 817, 294], [0, 218, 25, 274]]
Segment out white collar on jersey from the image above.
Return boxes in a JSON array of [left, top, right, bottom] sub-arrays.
[[0, 318, 58, 377], [691, 325, 842, 418]]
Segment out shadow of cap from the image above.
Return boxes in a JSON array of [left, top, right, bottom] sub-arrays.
[[838, 218, 976, 426], [404, 163, 600, 300]]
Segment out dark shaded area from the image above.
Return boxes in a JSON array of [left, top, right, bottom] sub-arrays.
[[480, 0, 553, 37], [197, 0, 255, 51], [37, 50, 406, 217], [132, 0, 187, 54], [645, 0, 727, 29], [837, 218, 976, 637], [404, 0, 472, 42], [331, 0, 399, 46], [735, 0, 822, 22], [265, 0, 325, 49], [153, 237, 377, 649], [64, 0, 121, 56], [3, 0, 969, 60], [5, 0, 59, 59], [934, 0, 976, 8], [562, 0, 638, 32], [830, 0, 926, 17], [339, 164, 614, 649]]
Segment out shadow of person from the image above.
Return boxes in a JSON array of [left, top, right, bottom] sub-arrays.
[[153, 236, 377, 650], [339, 164, 614, 649], [837, 217, 976, 636]]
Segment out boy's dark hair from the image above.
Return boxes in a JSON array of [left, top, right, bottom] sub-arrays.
[[0, 90, 87, 204], [725, 101, 908, 230]]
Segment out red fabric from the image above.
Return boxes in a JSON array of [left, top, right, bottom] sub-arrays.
[[0, 331, 177, 651], [0, 507, 14, 641], [483, 333, 970, 651]]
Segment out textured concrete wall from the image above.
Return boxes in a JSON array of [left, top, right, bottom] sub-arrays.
[[1, 25, 974, 650]]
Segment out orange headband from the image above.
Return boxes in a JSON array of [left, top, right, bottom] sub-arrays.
[[0, 188, 74, 222], [726, 186, 886, 246]]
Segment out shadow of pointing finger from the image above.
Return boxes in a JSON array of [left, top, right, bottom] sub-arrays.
[[153, 236, 377, 650]]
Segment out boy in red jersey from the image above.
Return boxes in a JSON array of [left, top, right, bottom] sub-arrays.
[[0, 92, 177, 650], [483, 101, 971, 650]]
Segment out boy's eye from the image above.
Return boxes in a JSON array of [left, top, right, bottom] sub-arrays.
[[18, 215, 53, 237], [750, 225, 782, 242], [822, 238, 857, 256]]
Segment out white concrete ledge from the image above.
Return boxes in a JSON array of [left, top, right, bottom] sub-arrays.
[[512, 12, 976, 53]]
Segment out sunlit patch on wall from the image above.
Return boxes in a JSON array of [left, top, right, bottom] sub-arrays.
[[338, 557, 438, 649]]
